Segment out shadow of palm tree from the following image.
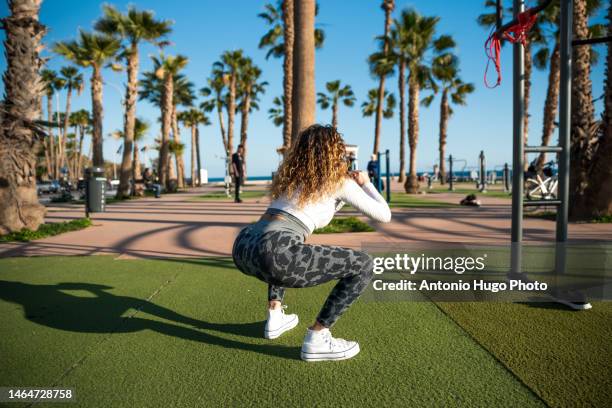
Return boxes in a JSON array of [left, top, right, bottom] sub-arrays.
[[0, 280, 299, 360]]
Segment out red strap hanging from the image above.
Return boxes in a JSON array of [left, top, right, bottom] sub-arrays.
[[484, 8, 539, 89]]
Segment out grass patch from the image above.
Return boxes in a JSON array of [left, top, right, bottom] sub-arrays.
[[525, 211, 557, 221], [592, 214, 612, 223], [0, 256, 543, 407], [428, 187, 512, 199], [0, 218, 92, 242], [313, 216, 375, 234], [191, 190, 268, 201]]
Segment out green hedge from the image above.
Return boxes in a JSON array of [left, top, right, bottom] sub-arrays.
[[0, 218, 92, 242]]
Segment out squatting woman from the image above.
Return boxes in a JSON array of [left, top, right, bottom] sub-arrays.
[[232, 125, 391, 362]]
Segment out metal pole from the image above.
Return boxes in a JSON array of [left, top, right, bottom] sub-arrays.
[[377, 152, 383, 193], [555, 0, 572, 275], [510, 0, 525, 276], [449, 155, 454, 191], [385, 149, 391, 203]]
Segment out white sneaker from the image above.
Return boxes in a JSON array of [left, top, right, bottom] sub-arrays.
[[300, 328, 360, 362], [264, 306, 299, 339]]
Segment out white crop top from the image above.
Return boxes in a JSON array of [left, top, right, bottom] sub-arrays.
[[268, 178, 392, 234]]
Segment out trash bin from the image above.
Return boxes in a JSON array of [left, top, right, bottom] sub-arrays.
[[85, 167, 106, 215]]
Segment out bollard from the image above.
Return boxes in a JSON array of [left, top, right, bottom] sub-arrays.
[[503, 163, 510, 192], [385, 149, 391, 203], [448, 155, 454, 191]]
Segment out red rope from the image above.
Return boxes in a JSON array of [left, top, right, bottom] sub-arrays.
[[484, 8, 539, 89]]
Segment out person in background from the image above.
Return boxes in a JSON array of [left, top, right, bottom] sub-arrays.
[[367, 154, 384, 192], [142, 168, 162, 198], [231, 144, 246, 203]]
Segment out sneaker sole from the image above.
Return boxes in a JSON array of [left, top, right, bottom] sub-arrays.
[[264, 315, 299, 339], [300, 343, 360, 362], [550, 296, 593, 310]]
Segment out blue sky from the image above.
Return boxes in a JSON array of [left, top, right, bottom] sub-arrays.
[[0, 0, 608, 178]]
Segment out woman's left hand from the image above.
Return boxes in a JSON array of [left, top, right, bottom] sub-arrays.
[[349, 171, 368, 186]]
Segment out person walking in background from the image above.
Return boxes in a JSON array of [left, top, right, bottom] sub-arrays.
[[232, 125, 391, 362], [231, 145, 246, 203]]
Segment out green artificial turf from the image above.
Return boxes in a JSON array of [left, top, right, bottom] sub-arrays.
[[313, 217, 375, 234], [435, 302, 612, 407], [427, 183, 512, 199], [0, 218, 92, 243], [0, 256, 546, 407], [191, 190, 268, 201]]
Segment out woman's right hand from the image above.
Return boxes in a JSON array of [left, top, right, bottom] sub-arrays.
[[349, 171, 369, 187]]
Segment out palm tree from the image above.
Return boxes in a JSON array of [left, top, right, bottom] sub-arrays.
[[362, 89, 396, 167], [41, 68, 61, 178], [238, 58, 267, 162], [58, 66, 83, 180], [54, 31, 121, 167], [69, 109, 91, 179], [292, 0, 317, 139], [393, 9, 453, 193], [0, 0, 46, 234], [371, 0, 395, 155], [131, 118, 150, 186], [578, 1, 611, 218], [317, 80, 356, 129], [178, 108, 210, 187], [171, 76, 195, 188], [143, 54, 188, 189], [200, 75, 229, 153], [268, 96, 285, 127], [213, 50, 244, 170], [570, 0, 603, 216], [259, 0, 324, 150], [95, 5, 172, 199], [423, 54, 474, 184], [533, 0, 603, 171]]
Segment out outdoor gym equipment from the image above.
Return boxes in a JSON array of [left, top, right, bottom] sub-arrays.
[[488, 0, 611, 309], [376, 149, 391, 203], [446, 155, 467, 191], [477, 150, 487, 192]]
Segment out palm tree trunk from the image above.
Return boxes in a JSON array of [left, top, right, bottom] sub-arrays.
[[240, 90, 251, 180], [536, 40, 560, 170], [398, 59, 406, 183], [373, 0, 393, 155], [117, 43, 139, 198], [158, 75, 173, 189], [46, 93, 56, 178], [0, 0, 46, 234], [132, 141, 140, 192], [227, 73, 236, 174], [331, 100, 338, 129], [282, 0, 294, 150], [195, 126, 202, 185], [404, 74, 420, 193], [439, 89, 449, 184], [61, 85, 73, 178], [91, 65, 104, 167], [291, 0, 316, 139], [569, 0, 596, 216], [190, 124, 197, 187], [575, 3, 612, 218], [523, 41, 532, 170], [172, 106, 185, 188], [77, 125, 85, 179], [217, 101, 228, 153]]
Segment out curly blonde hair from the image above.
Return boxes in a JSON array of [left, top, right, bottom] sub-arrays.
[[271, 125, 348, 208]]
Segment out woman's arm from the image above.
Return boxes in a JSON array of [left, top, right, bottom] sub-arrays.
[[337, 173, 391, 222]]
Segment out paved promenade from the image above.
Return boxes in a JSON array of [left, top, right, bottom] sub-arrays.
[[1, 182, 610, 259]]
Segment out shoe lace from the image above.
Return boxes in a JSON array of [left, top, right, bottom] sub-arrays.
[[322, 331, 350, 350]]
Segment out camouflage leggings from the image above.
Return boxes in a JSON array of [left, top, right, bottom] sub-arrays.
[[232, 210, 374, 328]]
